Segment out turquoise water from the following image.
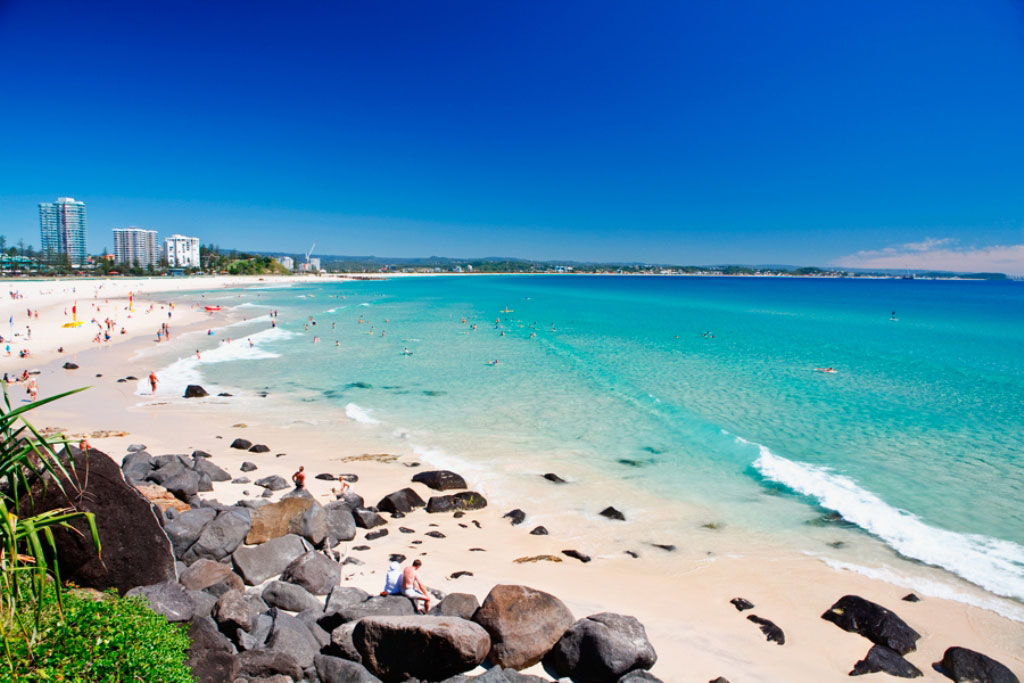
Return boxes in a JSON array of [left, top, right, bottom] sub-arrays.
[[156, 276, 1024, 602]]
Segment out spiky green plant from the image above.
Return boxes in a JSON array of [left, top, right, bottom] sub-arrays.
[[0, 382, 100, 671]]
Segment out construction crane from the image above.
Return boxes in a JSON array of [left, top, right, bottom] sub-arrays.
[[305, 241, 317, 264]]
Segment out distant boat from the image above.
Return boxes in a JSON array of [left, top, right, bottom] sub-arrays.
[[500, 307, 514, 313]]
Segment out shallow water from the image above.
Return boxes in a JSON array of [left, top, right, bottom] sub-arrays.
[[147, 275, 1024, 604]]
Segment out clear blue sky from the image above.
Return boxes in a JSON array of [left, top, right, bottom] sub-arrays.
[[2, 1, 1023, 270]]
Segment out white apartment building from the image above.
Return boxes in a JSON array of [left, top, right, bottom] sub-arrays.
[[112, 227, 160, 268], [279, 255, 294, 270], [165, 234, 200, 268]]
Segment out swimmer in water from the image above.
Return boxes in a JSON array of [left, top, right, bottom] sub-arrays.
[[248, 338, 254, 347]]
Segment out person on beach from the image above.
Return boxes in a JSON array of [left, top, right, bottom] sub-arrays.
[[292, 466, 306, 489], [380, 559, 404, 596], [26, 378, 38, 402], [149, 372, 158, 393], [402, 559, 430, 613], [336, 476, 352, 496]]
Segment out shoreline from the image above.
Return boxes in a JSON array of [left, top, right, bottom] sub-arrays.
[[13, 276, 1024, 681]]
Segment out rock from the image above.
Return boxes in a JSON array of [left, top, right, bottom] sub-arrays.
[[231, 438, 253, 450], [187, 617, 239, 683], [127, 443, 148, 452], [648, 543, 676, 552], [237, 650, 302, 681], [376, 487, 427, 515], [232, 534, 311, 585], [183, 509, 252, 563], [193, 450, 213, 459], [320, 595, 416, 632], [136, 483, 193, 514], [503, 509, 526, 526], [851, 644, 923, 678], [165, 508, 218, 559], [821, 595, 920, 655], [337, 491, 366, 509], [543, 473, 567, 484], [262, 580, 324, 613], [449, 571, 473, 580], [241, 461, 258, 472], [513, 554, 562, 563], [366, 529, 389, 541], [282, 486, 315, 501], [189, 589, 219, 618], [747, 615, 785, 645], [126, 581, 194, 622], [327, 622, 363, 663], [19, 447, 176, 593], [562, 549, 591, 563], [122, 450, 155, 482], [432, 593, 480, 620], [315, 654, 382, 683], [935, 646, 1019, 683], [237, 612, 273, 651], [426, 492, 488, 513], [730, 598, 754, 611], [62, 361, 79, 369], [411, 470, 468, 491], [233, 477, 250, 484], [194, 457, 232, 482], [426, 530, 446, 539], [353, 616, 490, 681], [619, 672, 665, 682], [544, 612, 657, 682], [281, 550, 341, 595], [260, 489, 274, 498], [353, 508, 387, 529], [325, 502, 358, 545], [266, 609, 320, 669], [184, 384, 209, 398], [197, 472, 213, 492], [163, 469, 202, 500], [246, 496, 327, 545], [473, 584, 574, 670], [188, 615, 234, 653], [180, 558, 241, 591], [213, 588, 258, 632], [902, 593, 921, 602], [529, 526, 548, 535], [249, 444, 271, 453], [600, 506, 626, 521], [255, 475, 289, 491], [321, 586, 373, 628]]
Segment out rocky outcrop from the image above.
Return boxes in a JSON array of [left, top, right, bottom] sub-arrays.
[[237, 650, 303, 681], [181, 508, 251, 564], [179, 558, 241, 592], [126, 581, 194, 622], [353, 508, 387, 529], [19, 447, 176, 594], [353, 616, 490, 682], [850, 644, 922, 678], [193, 457, 231, 482], [262, 580, 324, 613], [281, 550, 341, 595], [184, 384, 209, 398], [246, 496, 327, 545], [325, 501, 358, 545], [232, 533, 310, 585], [320, 595, 416, 632], [426, 492, 488, 513], [544, 612, 657, 682], [186, 617, 239, 683], [376, 488, 426, 515], [314, 654, 382, 683], [935, 647, 1019, 683], [432, 593, 480, 620], [266, 609, 320, 669], [411, 470, 467, 491], [821, 595, 920, 655], [473, 584, 574, 670]]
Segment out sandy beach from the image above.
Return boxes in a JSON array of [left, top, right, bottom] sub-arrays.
[[6, 276, 1022, 682]]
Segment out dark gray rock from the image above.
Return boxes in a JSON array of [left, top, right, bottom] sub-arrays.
[[255, 475, 289, 491], [233, 477, 251, 484], [237, 613, 273, 652], [281, 551, 341, 595], [431, 593, 480, 620], [503, 509, 526, 526], [197, 472, 213, 492], [936, 646, 1019, 683], [194, 457, 232, 482], [315, 654, 382, 683], [213, 588, 256, 632], [730, 598, 754, 611], [544, 612, 657, 681], [188, 615, 234, 653], [529, 526, 548, 536], [353, 616, 490, 682], [192, 450, 213, 459], [376, 487, 427, 515], [426, 491, 488, 513], [327, 622, 363, 663], [188, 589, 219, 618], [249, 444, 271, 453], [850, 644, 922, 678], [126, 581, 194, 622], [165, 508, 218, 559], [232, 533, 311, 585], [366, 529, 389, 541], [237, 650, 303, 680], [163, 469, 202, 500], [122, 450, 155, 482], [241, 461, 258, 472], [186, 617, 239, 683], [618, 672, 664, 682], [411, 470, 467, 491], [747, 615, 785, 645], [337, 491, 365, 509], [902, 593, 921, 602], [296, 607, 332, 649], [320, 595, 416, 632], [182, 509, 252, 563], [267, 609, 320, 669], [821, 595, 920, 655], [353, 508, 387, 529], [184, 384, 209, 398], [473, 584, 574, 670], [231, 438, 254, 450], [325, 502, 358, 545], [127, 443, 148, 452], [599, 506, 626, 521], [543, 473, 567, 484], [63, 361, 79, 369], [562, 549, 591, 563], [262, 580, 324, 613], [180, 558, 241, 591]]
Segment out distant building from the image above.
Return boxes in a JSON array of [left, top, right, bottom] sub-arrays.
[[39, 197, 87, 266], [298, 257, 321, 272], [113, 227, 160, 268], [279, 255, 294, 270], [165, 234, 200, 268]]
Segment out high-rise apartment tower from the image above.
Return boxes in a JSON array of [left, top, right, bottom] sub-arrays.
[[39, 197, 87, 266]]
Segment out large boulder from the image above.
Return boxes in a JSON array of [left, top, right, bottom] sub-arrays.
[[232, 533, 310, 585], [376, 488, 427, 515], [213, 588, 263, 633], [544, 613, 657, 682], [122, 450, 155, 483], [135, 483, 191, 514], [353, 508, 387, 529], [247, 496, 327, 545], [147, 457, 188, 486], [473, 584, 574, 670], [230, 438, 253, 450], [328, 622, 363, 663], [821, 595, 920, 655], [262, 580, 323, 613], [193, 457, 231, 482], [164, 508, 218, 559], [320, 595, 415, 632], [255, 475, 289, 491], [184, 384, 209, 398], [426, 491, 488, 513], [325, 501, 358, 545], [237, 650, 302, 680], [19, 447, 175, 594], [432, 593, 480, 620], [851, 644, 923, 678], [411, 470, 467, 491], [935, 647, 1019, 683], [281, 550, 341, 595], [353, 616, 491, 682], [162, 469, 201, 500], [315, 654, 382, 683], [266, 609, 320, 669], [126, 581, 194, 622], [180, 558, 242, 592], [182, 508, 251, 564], [186, 616, 239, 683]]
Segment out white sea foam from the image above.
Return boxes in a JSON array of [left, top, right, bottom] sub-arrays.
[[358, 302, 371, 307], [234, 302, 271, 309], [745, 437, 1024, 602], [345, 402, 379, 424], [138, 327, 294, 396]]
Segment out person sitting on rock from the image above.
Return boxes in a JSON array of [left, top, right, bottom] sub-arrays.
[[292, 466, 306, 489], [402, 559, 430, 614], [380, 560, 403, 597]]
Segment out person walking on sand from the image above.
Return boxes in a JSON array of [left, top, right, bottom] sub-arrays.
[[292, 466, 306, 489], [26, 377, 38, 402], [149, 371, 158, 394], [402, 559, 430, 613]]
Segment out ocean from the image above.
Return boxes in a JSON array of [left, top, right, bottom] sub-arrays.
[[143, 275, 1024, 611]]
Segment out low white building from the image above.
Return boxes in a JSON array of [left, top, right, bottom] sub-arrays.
[[165, 234, 200, 268]]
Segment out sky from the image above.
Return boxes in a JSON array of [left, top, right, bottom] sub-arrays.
[[1, 1, 1024, 272]]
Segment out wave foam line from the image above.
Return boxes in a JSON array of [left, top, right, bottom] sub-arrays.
[[746, 438, 1024, 602], [345, 402, 379, 424]]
